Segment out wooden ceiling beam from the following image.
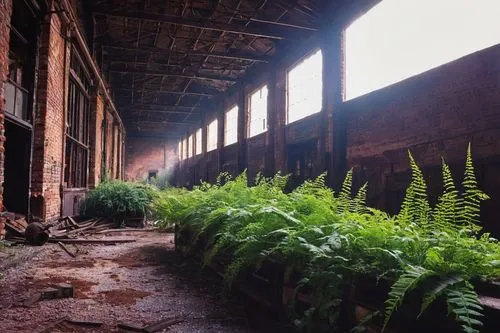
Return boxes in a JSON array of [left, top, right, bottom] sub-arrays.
[[94, 11, 289, 39], [104, 44, 272, 63], [110, 68, 238, 82]]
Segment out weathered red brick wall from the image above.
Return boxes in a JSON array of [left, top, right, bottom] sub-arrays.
[[31, 7, 68, 222], [89, 92, 105, 188], [0, 0, 13, 238], [125, 137, 178, 182], [345, 44, 500, 233]]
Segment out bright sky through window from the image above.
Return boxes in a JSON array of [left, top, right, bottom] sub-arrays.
[[224, 105, 238, 146], [195, 128, 202, 155], [178, 140, 182, 160], [345, 0, 500, 100], [188, 134, 194, 158], [182, 137, 188, 159], [207, 119, 218, 152], [248, 85, 268, 137], [287, 49, 323, 124]]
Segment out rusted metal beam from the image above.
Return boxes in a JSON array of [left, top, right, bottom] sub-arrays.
[[115, 87, 215, 97], [124, 109, 201, 115], [110, 68, 238, 82], [104, 44, 272, 63], [94, 11, 288, 39], [120, 104, 201, 110]]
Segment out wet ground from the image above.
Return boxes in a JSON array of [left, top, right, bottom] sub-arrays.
[[0, 232, 287, 332]]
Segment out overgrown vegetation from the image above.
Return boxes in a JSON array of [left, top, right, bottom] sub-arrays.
[[155, 145, 500, 333], [80, 181, 157, 223]]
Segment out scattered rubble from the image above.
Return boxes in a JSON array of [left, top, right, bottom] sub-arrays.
[[1, 214, 148, 247]]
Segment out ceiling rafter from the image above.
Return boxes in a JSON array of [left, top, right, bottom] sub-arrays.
[[115, 87, 215, 97], [103, 44, 272, 63], [94, 11, 293, 39], [110, 68, 238, 82]]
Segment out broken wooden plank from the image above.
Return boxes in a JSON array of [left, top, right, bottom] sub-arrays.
[[58, 241, 76, 257], [54, 283, 75, 298], [98, 228, 156, 234], [67, 216, 79, 228], [4, 220, 25, 235], [117, 322, 145, 332], [66, 318, 103, 327], [37, 317, 69, 333], [142, 317, 185, 333], [49, 238, 136, 244], [23, 293, 42, 307]]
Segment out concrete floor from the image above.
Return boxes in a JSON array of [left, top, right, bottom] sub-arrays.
[[0, 232, 281, 332]]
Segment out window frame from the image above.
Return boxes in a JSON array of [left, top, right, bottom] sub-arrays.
[[195, 128, 203, 155], [64, 46, 91, 189], [286, 48, 323, 125], [206, 119, 218, 152], [224, 105, 239, 147], [248, 84, 269, 138]]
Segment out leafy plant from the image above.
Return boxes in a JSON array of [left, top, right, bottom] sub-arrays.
[[80, 181, 158, 223], [154, 145, 499, 333]]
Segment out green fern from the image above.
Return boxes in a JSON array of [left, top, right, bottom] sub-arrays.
[[445, 283, 484, 333], [398, 152, 430, 228], [433, 158, 461, 233], [351, 182, 368, 214], [383, 265, 434, 331], [338, 169, 353, 213], [461, 144, 489, 231], [419, 274, 465, 316]]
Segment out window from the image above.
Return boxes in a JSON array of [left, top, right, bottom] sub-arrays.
[[224, 105, 238, 146], [188, 134, 194, 158], [248, 85, 268, 137], [345, 0, 500, 100], [64, 47, 91, 189], [207, 119, 218, 152], [183, 137, 188, 159], [195, 128, 202, 155], [178, 140, 182, 160], [287, 49, 323, 124]]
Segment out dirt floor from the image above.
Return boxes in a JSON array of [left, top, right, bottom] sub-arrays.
[[0, 232, 287, 332]]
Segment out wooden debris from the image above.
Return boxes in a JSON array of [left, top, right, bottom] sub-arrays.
[[99, 228, 156, 234], [55, 283, 75, 298], [66, 318, 103, 327], [67, 216, 79, 229], [23, 293, 42, 307], [117, 322, 145, 332], [142, 317, 185, 333], [58, 241, 76, 257], [50, 238, 136, 244], [37, 317, 69, 333]]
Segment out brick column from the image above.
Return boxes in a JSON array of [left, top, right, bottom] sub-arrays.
[[0, 0, 13, 238]]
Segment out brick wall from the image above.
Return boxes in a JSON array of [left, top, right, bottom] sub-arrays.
[[125, 136, 178, 182], [345, 44, 500, 234], [0, 0, 13, 238], [89, 92, 105, 188], [31, 6, 68, 222]]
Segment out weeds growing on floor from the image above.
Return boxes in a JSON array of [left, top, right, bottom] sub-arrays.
[[155, 144, 499, 333], [80, 181, 158, 224]]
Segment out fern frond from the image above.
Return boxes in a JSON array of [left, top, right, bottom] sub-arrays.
[[383, 265, 434, 331], [398, 152, 430, 228], [419, 274, 464, 316], [351, 182, 368, 213], [460, 144, 489, 231], [338, 169, 353, 213], [433, 158, 461, 233], [445, 283, 484, 333]]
